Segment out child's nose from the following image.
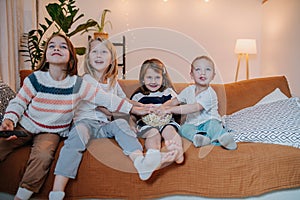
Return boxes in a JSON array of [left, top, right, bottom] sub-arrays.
[[54, 45, 61, 51]]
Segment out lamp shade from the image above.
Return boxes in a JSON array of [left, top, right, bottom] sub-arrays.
[[234, 39, 257, 54]]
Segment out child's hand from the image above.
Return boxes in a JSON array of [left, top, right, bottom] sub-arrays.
[[0, 119, 14, 131], [96, 106, 113, 117], [128, 117, 138, 133], [155, 106, 171, 116], [143, 103, 156, 108], [0, 119, 17, 140], [131, 106, 153, 116]]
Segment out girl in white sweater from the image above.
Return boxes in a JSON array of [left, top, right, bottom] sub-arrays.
[[49, 37, 164, 200]]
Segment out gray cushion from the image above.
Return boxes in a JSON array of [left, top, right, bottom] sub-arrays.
[[0, 81, 16, 123], [224, 98, 300, 148]]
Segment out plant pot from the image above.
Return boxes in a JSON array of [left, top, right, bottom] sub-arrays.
[[94, 32, 109, 40]]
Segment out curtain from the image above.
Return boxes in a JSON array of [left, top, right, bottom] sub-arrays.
[[0, 0, 36, 91]]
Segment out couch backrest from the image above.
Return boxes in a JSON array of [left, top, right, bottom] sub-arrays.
[[119, 76, 291, 115], [19, 71, 291, 115]]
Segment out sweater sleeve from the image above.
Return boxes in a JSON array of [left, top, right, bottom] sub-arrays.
[[116, 82, 127, 98], [3, 75, 36, 126], [79, 79, 132, 114]]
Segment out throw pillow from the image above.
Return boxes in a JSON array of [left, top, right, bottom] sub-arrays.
[[223, 98, 300, 148], [0, 81, 16, 123], [255, 88, 288, 105]]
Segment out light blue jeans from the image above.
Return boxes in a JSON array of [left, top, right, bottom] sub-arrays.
[[179, 119, 226, 146], [54, 118, 143, 179]]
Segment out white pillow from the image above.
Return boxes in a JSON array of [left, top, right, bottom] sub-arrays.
[[255, 88, 288, 105]]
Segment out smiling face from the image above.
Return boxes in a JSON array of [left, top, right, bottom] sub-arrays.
[[88, 40, 112, 74], [190, 57, 215, 87], [143, 67, 163, 92], [45, 36, 70, 67]]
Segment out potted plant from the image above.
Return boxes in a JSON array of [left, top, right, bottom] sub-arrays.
[[93, 9, 112, 39], [20, 0, 98, 71]]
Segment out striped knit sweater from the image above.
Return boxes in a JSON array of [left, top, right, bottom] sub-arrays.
[[3, 71, 132, 136]]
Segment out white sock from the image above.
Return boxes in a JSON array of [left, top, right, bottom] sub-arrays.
[[218, 133, 237, 150], [134, 149, 161, 181], [193, 134, 211, 147], [49, 191, 65, 200], [15, 187, 33, 200]]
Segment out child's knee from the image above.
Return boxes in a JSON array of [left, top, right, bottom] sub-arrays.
[[179, 124, 196, 135], [31, 146, 55, 164], [145, 128, 161, 140]]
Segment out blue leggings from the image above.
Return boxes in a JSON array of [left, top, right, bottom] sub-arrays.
[[54, 118, 142, 179], [179, 119, 225, 145]]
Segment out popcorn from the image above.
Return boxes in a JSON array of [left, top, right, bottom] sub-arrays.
[[142, 113, 172, 127]]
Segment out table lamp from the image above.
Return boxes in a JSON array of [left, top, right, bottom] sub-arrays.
[[234, 39, 257, 82]]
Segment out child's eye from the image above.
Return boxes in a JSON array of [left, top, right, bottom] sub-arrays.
[[48, 44, 55, 49], [206, 67, 212, 71], [61, 45, 68, 49]]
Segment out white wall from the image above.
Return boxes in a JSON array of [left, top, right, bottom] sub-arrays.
[[38, 0, 262, 84], [36, 0, 299, 96], [262, 0, 300, 97]]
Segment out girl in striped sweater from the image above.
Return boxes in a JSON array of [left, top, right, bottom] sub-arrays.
[[0, 34, 149, 200], [130, 58, 185, 167]]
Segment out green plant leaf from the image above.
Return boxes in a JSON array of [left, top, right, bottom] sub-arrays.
[[20, 0, 100, 70], [68, 20, 98, 37], [75, 47, 86, 55]]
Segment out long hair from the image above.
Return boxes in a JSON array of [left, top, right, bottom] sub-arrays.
[[136, 58, 175, 95], [83, 37, 118, 89], [36, 33, 78, 76]]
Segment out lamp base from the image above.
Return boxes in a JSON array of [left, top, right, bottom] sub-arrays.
[[235, 53, 249, 82]]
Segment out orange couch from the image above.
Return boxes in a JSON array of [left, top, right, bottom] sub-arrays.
[[1, 75, 300, 199]]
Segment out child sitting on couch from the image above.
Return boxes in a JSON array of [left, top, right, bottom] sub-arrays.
[[156, 56, 237, 150]]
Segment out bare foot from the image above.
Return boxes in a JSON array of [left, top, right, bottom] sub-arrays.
[[160, 149, 177, 167], [198, 145, 214, 159], [165, 140, 184, 164]]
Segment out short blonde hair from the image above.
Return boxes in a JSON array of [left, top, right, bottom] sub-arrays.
[[191, 55, 215, 73]]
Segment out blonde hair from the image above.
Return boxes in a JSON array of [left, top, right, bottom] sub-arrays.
[[138, 58, 174, 94], [191, 55, 215, 73], [83, 37, 118, 89]]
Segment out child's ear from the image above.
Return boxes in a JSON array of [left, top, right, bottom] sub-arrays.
[[190, 71, 194, 80]]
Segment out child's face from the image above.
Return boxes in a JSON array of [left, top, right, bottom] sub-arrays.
[[89, 40, 112, 73], [190, 59, 215, 86], [46, 36, 70, 67], [143, 67, 163, 92]]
